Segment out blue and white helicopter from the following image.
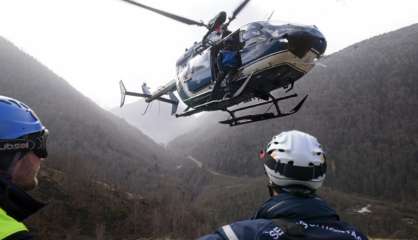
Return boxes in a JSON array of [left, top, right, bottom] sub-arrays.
[[119, 0, 327, 126]]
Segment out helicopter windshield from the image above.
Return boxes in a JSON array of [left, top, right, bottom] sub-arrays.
[[239, 22, 270, 47], [240, 21, 317, 40], [240, 22, 264, 41]]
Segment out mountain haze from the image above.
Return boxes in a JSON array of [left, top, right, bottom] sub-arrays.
[[0, 36, 198, 239], [1, 23, 418, 239], [0, 36, 175, 189], [169, 24, 418, 202], [111, 99, 201, 144]]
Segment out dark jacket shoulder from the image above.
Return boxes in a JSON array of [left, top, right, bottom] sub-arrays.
[[4, 231, 34, 240], [254, 192, 339, 221], [0, 177, 44, 240], [199, 193, 368, 240]]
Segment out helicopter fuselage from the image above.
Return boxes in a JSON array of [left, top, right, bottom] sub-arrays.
[[174, 21, 326, 109]]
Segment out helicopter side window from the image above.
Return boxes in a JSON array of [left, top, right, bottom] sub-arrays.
[[240, 29, 267, 47], [241, 29, 262, 41], [187, 51, 212, 92], [177, 63, 192, 83]]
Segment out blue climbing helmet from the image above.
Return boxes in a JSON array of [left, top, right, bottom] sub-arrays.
[[0, 96, 48, 168]]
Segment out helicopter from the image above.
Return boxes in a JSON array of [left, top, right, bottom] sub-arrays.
[[118, 0, 327, 126]]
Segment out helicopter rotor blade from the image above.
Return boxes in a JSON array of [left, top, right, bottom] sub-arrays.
[[119, 0, 207, 28], [228, 0, 251, 23]]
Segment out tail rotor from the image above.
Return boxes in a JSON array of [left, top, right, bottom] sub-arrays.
[[119, 80, 127, 107]]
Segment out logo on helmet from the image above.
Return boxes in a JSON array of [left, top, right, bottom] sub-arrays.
[[0, 142, 30, 151]]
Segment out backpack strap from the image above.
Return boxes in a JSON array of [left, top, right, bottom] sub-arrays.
[[271, 218, 305, 240]]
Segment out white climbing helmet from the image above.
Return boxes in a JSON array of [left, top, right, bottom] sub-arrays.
[[261, 130, 326, 190]]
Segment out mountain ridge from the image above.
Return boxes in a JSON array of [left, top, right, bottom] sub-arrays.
[[168, 23, 418, 202], [1, 23, 417, 239]]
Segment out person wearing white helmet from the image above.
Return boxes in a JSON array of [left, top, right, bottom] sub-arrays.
[[199, 130, 368, 240], [260, 130, 326, 196], [0, 96, 48, 240]]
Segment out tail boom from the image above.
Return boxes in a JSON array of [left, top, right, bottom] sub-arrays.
[[119, 80, 179, 115]]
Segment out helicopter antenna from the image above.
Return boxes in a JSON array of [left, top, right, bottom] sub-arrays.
[[119, 0, 207, 28], [142, 102, 152, 115], [266, 11, 275, 22]]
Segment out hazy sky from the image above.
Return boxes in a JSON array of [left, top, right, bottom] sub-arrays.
[[0, 0, 417, 109]]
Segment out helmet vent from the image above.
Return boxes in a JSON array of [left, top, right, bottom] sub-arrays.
[[309, 162, 314, 166], [278, 149, 285, 152], [20, 102, 30, 109], [274, 141, 279, 144], [316, 152, 321, 155], [8, 99, 22, 108], [0, 99, 12, 105]]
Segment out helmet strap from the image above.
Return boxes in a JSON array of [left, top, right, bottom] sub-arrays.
[[267, 181, 283, 197], [267, 184, 275, 197], [268, 182, 316, 197], [0, 151, 26, 176], [281, 185, 316, 197]]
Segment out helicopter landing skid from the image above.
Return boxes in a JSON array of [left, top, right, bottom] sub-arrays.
[[219, 93, 308, 126]]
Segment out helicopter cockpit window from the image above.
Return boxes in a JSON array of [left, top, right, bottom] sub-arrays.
[[263, 22, 292, 38], [241, 29, 267, 47], [240, 23, 268, 46], [241, 29, 261, 41]]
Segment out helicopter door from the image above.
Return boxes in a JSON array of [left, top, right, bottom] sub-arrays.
[[212, 31, 243, 79], [186, 49, 213, 93]]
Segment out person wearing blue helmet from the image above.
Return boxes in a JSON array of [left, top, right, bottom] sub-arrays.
[[0, 96, 48, 240]]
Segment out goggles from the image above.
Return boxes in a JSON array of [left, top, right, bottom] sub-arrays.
[[0, 129, 48, 158], [259, 149, 326, 181]]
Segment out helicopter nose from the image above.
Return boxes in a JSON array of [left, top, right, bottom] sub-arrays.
[[286, 29, 326, 58]]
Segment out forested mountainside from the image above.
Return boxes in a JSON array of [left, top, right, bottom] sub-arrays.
[[0, 36, 198, 239], [2, 24, 417, 239], [111, 99, 201, 144], [169, 24, 418, 202], [0, 36, 175, 191]]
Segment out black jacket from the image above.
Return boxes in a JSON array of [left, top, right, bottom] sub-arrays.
[[0, 176, 44, 240], [253, 192, 339, 221], [199, 192, 368, 240]]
